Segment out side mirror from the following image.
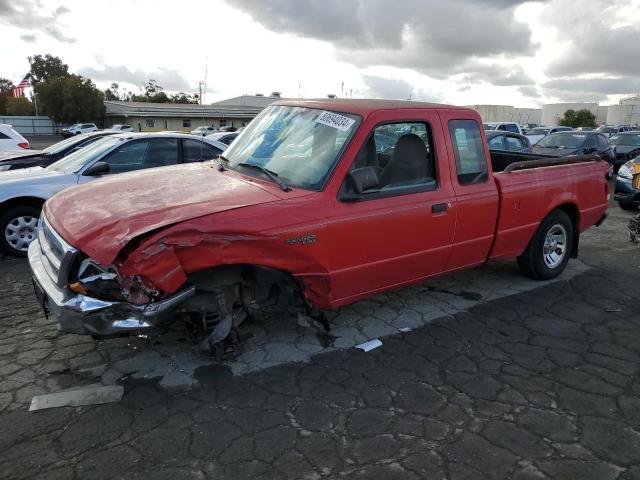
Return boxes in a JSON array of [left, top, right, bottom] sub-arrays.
[[585, 147, 598, 154], [83, 161, 110, 176], [349, 166, 380, 194]]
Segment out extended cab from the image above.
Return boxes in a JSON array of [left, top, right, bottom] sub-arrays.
[[29, 100, 609, 352]]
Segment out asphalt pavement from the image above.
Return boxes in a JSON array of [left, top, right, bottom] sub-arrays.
[[0, 198, 639, 479]]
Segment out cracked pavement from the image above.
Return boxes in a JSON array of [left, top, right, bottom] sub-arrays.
[[1, 200, 640, 479]]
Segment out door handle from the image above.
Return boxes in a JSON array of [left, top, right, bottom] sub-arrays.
[[432, 203, 448, 214]]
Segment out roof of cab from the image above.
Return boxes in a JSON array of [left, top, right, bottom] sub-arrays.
[[273, 98, 468, 115]]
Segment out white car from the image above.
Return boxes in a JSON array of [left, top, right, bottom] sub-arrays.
[[0, 124, 29, 152], [190, 126, 216, 136], [61, 123, 98, 138], [108, 124, 133, 132], [525, 126, 573, 145], [483, 122, 524, 135]]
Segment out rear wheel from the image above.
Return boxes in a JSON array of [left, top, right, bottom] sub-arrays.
[[0, 206, 41, 257], [517, 209, 574, 280]]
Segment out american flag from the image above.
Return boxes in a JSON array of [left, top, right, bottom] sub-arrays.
[[12, 73, 31, 98]]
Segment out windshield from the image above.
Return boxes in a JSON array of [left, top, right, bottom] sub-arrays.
[[47, 136, 122, 173], [527, 128, 550, 135], [611, 134, 640, 146], [42, 135, 88, 155], [597, 126, 616, 133], [536, 133, 587, 148], [222, 105, 360, 190]]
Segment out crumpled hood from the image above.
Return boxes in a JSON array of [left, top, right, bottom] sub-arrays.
[[44, 163, 282, 265]]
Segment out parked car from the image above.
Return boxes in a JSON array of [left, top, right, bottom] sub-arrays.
[[486, 131, 533, 153], [0, 131, 119, 171], [206, 131, 239, 145], [218, 126, 238, 132], [108, 124, 133, 132], [190, 126, 216, 136], [614, 156, 640, 210], [0, 133, 227, 256], [533, 131, 615, 163], [525, 126, 573, 145], [483, 122, 524, 135], [610, 131, 640, 170], [597, 125, 634, 137], [0, 124, 29, 152], [28, 100, 609, 353], [61, 123, 98, 138]]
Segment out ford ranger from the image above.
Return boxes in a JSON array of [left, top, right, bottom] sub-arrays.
[[28, 100, 610, 355]]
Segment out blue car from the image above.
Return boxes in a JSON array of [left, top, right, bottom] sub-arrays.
[[614, 156, 640, 210]]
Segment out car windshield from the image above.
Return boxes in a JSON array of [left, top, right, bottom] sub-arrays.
[[597, 126, 616, 133], [536, 133, 587, 148], [527, 128, 550, 135], [222, 105, 360, 190], [47, 136, 122, 173], [42, 135, 89, 155], [611, 134, 640, 146]]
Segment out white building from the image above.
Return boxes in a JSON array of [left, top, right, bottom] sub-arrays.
[[541, 103, 601, 126], [465, 105, 541, 125], [605, 96, 640, 125]]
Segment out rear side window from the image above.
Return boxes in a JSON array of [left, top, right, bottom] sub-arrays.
[[597, 134, 609, 147], [0, 132, 9, 139], [505, 123, 519, 133], [506, 136, 525, 151], [448, 120, 488, 185], [488, 135, 505, 150], [183, 139, 222, 162]]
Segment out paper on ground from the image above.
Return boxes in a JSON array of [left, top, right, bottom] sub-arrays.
[[29, 385, 124, 411], [356, 339, 383, 352]]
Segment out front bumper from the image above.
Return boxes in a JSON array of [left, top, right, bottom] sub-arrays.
[[28, 240, 195, 335], [614, 176, 639, 204]]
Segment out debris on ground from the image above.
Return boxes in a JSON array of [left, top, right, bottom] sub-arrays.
[[355, 339, 382, 352], [29, 385, 124, 411]]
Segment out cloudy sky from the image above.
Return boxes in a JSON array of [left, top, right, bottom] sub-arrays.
[[1, 0, 639, 107]]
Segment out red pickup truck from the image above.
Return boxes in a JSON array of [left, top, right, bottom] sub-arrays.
[[29, 100, 609, 353]]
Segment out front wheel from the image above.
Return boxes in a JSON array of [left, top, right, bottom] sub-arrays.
[[0, 206, 42, 257], [619, 202, 637, 211], [517, 209, 574, 280]]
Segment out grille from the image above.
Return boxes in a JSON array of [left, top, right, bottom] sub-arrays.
[[37, 213, 78, 288]]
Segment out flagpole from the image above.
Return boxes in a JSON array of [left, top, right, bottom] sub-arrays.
[[28, 75, 37, 116]]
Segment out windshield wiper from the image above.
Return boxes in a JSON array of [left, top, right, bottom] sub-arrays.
[[238, 162, 290, 191]]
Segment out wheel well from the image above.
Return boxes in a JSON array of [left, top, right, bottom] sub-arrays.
[[555, 203, 579, 228], [0, 197, 46, 212], [184, 264, 306, 312]]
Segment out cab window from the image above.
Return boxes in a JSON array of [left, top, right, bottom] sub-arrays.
[[346, 121, 437, 195], [448, 120, 488, 185]]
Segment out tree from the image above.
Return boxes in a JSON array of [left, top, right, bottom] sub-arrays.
[[4, 97, 34, 116], [104, 82, 122, 101], [170, 92, 199, 104], [28, 54, 69, 83], [36, 74, 105, 123], [559, 109, 597, 128], [0, 77, 14, 114]]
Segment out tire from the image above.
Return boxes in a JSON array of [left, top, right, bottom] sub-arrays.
[[619, 202, 637, 211], [0, 205, 41, 257], [517, 209, 574, 280]]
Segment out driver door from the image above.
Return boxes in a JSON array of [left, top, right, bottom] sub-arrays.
[[326, 112, 457, 303]]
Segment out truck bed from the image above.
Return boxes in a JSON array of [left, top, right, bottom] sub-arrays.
[[488, 155, 609, 261]]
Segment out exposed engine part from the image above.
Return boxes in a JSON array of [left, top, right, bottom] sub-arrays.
[[177, 265, 330, 357]]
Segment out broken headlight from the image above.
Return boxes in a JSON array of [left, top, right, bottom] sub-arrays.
[[69, 258, 158, 305]]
